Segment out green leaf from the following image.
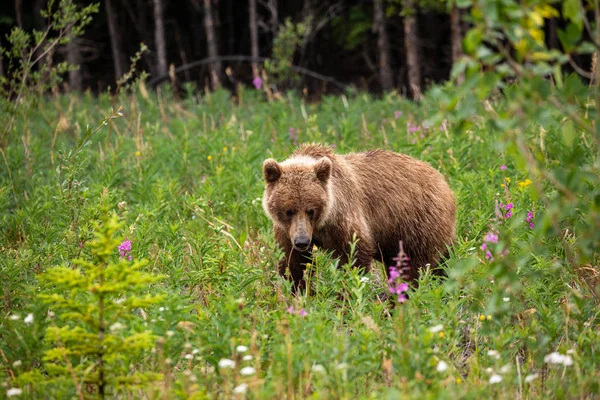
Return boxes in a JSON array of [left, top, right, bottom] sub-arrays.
[[562, 119, 576, 148], [557, 23, 582, 53], [463, 28, 482, 55], [562, 0, 583, 29]]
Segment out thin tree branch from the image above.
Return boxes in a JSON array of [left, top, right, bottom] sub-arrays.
[[147, 55, 348, 90]]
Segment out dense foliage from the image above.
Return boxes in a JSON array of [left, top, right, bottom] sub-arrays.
[[0, 80, 598, 397]]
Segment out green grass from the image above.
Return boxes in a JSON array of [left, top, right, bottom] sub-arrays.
[[1, 86, 598, 399]]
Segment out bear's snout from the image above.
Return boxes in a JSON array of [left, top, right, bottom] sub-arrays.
[[293, 236, 311, 251]]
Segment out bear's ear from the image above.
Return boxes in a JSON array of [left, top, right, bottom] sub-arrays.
[[263, 159, 282, 183], [314, 158, 332, 183]]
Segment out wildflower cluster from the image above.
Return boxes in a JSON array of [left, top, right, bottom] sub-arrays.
[[526, 211, 534, 229], [287, 306, 307, 317], [118, 239, 132, 260], [498, 202, 514, 219], [252, 76, 263, 90], [480, 232, 498, 261], [544, 351, 574, 366], [388, 247, 411, 303]]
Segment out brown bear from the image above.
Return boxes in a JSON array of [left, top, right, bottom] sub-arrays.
[[262, 144, 456, 290]]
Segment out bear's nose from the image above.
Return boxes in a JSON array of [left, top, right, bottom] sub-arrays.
[[293, 237, 311, 250]]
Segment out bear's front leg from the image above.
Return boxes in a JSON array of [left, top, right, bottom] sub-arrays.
[[275, 227, 311, 292], [277, 246, 312, 292]]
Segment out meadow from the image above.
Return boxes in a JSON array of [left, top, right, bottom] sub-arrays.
[[0, 83, 598, 399]]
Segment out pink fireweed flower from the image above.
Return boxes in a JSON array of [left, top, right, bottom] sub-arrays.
[[288, 128, 298, 141], [439, 120, 448, 132], [252, 76, 263, 90], [500, 165, 507, 171], [388, 249, 411, 302], [485, 250, 494, 261], [526, 211, 534, 229], [287, 306, 307, 317], [118, 239, 132, 260], [505, 203, 513, 210], [407, 123, 421, 133], [484, 233, 498, 243], [394, 110, 402, 120], [506, 210, 513, 218], [481, 243, 487, 251]]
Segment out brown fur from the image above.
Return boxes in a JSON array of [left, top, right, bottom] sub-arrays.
[[262, 144, 456, 290]]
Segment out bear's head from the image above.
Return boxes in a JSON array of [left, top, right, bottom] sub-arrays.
[[262, 156, 333, 252]]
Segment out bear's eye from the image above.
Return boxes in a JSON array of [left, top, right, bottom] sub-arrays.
[[307, 209, 315, 219], [285, 209, 295, 218]]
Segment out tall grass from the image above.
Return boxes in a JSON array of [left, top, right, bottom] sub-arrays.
[[0, 85, 598, 398]]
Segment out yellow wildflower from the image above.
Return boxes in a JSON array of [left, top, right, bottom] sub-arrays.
[[456, 378, 462, 384], [135, 151, 141, 157], [487, 315, 492, 321], [223, 146, 228, 152], [207, 155, 212, 161], [505, 177, 511, 183], [439, 331, 445, 338], [479, 314, 485, 321], [518, 179, 532, 188]]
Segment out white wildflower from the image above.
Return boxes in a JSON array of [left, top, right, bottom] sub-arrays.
[[487, 350, 500, 359], [311, 364, 326, 374], [436, 361, 449, 372], [24, 314, 34, 324], [9, 314, 20, 321], [6, 388, 23, 397], [336, 362, 348, 370], [159, 307, 165, 312], [243, 355, 253, 361], [499, 364, 511, 374], [166, 331, 175, 338], [12, 360, 22, 367], [184, 354, 194, 360], [236, 345, 248, 353], [360, 277, 370, 283], [544, 352, 574, 366], [233, 383, 248, 394], [240, 366, 256, 376], [503, 297, 510, 302], [192, 349, 200, 354], [489, 374, 503, 384], [109, 322, 125, 332], [218, 358, 235, 369], [429, 324, 444, 333], [525, 373, 539, 383]]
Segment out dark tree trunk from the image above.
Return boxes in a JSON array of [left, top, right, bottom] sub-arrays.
[[203, 0, 222, 88], [66, 38, 83, 91], [15, 0, 23, 28], [249, 0, 259, 78], [0, 38, 4, 78], [153, 0, 168, 77], [105, 0, 126, 81], [403, 0, 421, 99], [450, 5, 463, 84], [374, 0, 393, 91]]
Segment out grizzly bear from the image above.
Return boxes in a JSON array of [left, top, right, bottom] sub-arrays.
[[262, 144, 456, 290]]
